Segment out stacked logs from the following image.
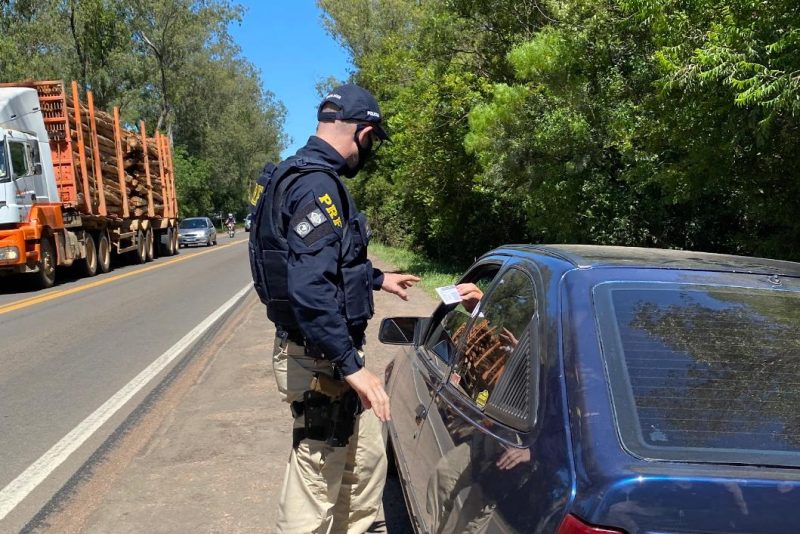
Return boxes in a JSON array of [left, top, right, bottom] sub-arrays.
[[453, 319, 509, 394], [67, 96, 168, 217]]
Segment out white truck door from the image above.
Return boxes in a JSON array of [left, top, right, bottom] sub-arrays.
[[7, 138, 35, 221], [0, 135, 7, 207]]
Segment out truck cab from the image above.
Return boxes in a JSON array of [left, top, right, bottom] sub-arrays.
[[0, 87, 61, 225], [0, 87, 64, 276]]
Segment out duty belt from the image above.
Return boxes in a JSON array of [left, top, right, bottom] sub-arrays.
[[277, 329, 323, 357], [278, 328, 304, 345]]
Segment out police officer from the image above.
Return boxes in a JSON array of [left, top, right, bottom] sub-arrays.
[[249, 84, 419, 533]]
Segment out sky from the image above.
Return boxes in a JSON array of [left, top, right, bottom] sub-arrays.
[[229, 1, 354, 159]]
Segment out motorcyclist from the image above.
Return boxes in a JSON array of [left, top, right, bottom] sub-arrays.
[[225, 213, 236, 234]]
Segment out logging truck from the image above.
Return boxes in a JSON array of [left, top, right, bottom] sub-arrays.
[[0, 80, 179, 288]]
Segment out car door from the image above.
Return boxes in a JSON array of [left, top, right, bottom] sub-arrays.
[[390, 260, 503, 531], [423, 262, 542, 533]]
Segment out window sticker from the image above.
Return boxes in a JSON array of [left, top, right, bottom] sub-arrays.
[[475, 389, 489, 409]]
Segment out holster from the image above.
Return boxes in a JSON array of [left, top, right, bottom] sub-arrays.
[[291, 376, 362, 448]]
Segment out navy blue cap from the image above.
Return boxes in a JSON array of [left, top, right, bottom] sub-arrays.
[[317, 84, 390, 141]]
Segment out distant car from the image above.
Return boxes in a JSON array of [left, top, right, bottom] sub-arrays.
[[244, 213, 252, 232], [380, 245, 800, 534], [178, 217, 216, 247]]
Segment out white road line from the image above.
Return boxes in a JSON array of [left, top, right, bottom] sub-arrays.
[[0, 284, 252, 520]]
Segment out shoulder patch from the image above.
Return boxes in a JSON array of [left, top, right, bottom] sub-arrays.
[[289, 200, 338, 247], [294, 220, 313, 238], [306, 208, 327, 227]]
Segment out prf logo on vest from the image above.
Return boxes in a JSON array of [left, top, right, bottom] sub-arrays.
[[250, 182, 264, 206], [318, 193, 343, 227]]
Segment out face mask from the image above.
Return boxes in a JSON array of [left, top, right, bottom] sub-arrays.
[[342, 126, 374, 178]]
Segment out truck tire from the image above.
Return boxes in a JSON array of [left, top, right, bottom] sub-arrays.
[[34, 238, 57, 289], [161, 227, 176, 256], [97, 233, 111, 273], [77, 233, 98, 277], [171, 226, 179, 255], [133, 229, 146, 264], [145, 229, 154, 262]]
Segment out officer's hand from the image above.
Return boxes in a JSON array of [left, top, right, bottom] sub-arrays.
[[381, 273, 421, 301], [345, 368, 391, 422]]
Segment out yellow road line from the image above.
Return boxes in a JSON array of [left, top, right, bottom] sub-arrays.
[[0, 240, 246, 316]]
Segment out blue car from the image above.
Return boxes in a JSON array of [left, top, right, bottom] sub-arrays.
[[380, 245, 800, 534]]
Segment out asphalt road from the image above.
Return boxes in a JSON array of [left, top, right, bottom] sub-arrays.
[[0, 233, 252, 531]]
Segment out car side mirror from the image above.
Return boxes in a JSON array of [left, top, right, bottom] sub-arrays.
[[379, 317, 422, 345], [33, 162, 42, 175]]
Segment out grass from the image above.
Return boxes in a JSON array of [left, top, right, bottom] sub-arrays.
[[369, 242, 467, 298]]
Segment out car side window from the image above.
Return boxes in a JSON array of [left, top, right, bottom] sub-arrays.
[[423, 264, 501, 373], [450, 267, 537, 407]]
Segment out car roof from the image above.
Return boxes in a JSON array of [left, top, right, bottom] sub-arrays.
[[496, 244, 800, 277]]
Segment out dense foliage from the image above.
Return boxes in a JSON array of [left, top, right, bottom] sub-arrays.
[[0, 0, 285, 219], [320, 0, 800, 263]]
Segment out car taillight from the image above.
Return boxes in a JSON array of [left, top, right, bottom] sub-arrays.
[[556, 514, 625, 534]]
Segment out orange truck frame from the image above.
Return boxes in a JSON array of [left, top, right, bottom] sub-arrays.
[[0, 80, 179, 288]]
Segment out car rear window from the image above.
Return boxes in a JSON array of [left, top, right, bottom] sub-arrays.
[[180, 219, 207, 229], [595, 282, 800, 466]]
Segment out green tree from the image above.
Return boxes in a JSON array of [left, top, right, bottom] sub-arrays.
[[320, 0, 800, 261], [172, 146, 213, 217]]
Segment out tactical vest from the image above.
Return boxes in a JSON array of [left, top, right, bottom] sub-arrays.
[[248, 157, 375, 330]]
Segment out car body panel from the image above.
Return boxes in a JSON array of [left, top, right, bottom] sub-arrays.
[[387, 345, 439, 532], [385, 245, 800, 534]]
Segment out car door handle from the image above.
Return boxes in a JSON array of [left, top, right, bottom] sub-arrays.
[[414, 404, 427, 425]]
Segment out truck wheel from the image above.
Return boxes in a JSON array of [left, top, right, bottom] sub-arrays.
[[145, 229, 154, 262], [171, 227, 179, 255], [151, 230, 160, 260], [77, 233, 98, 277], [161, 228, 178, 256], [34, 238, 57, 289], [97, 233, 111, 273], [159, 228, 170, 256], [133, 229, 146, 264]]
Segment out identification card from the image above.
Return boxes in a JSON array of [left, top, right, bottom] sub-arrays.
[[435, 285, 462, 305]]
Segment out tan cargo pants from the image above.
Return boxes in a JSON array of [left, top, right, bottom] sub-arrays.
[[272, 336, 387, 534]]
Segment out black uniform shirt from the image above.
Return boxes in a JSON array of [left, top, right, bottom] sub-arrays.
[[282, 136, 384, 376]]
